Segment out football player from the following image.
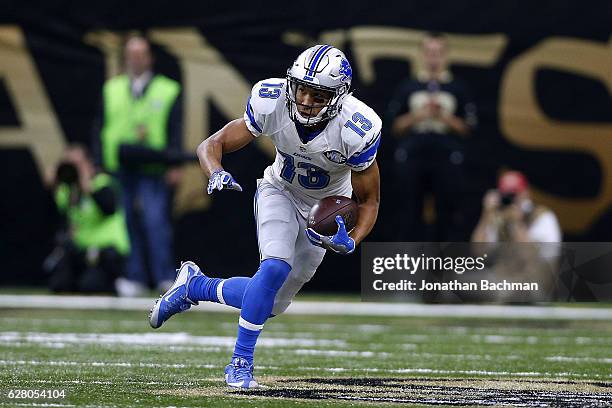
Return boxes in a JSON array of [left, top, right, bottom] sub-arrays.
[[149, 45, 381, 388]]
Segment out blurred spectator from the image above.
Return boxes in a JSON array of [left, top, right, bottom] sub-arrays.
[[387, 32, 477, 241], [471, 171, 562, 300], [91, 35, 183, 296], [471, 171, 561, 245], [45, 145, 129, 293]]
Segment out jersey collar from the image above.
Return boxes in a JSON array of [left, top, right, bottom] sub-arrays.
[[294, 122, 327, 144]]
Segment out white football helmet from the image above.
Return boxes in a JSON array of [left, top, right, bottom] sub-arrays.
[[286, 44, 352, 126]]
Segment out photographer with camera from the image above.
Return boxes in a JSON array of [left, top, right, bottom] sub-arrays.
[[45, 145, 130, 293], [471, 171, 561, 244], [471, 171, 562, 301]]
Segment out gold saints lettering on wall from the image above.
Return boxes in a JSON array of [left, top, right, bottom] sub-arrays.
[[500, 37, 612, 232], [0, 26, 65, 183]]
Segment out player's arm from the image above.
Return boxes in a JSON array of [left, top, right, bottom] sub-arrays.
[[198, 78, 279, 193], [305, 160, 380, 255], [350, 160, 380, 245], [197, 118, 253, 177], [196, 118, 254, 193]]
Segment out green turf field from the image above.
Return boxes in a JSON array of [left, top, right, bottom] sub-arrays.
[[1, 306, 611, 407]]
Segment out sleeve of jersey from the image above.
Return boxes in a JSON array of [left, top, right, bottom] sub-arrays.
[[243, 80, 282, 137], [243, 94, 265, 137], [346, 128, 382, 171]]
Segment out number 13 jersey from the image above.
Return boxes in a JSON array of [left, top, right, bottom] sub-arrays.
[[243, 78, 382, 216]]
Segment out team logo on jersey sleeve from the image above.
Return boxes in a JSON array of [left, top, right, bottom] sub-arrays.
[[324, 150, 347, 164]]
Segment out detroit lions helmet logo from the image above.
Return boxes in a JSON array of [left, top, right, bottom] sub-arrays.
[[339, 58, 352, 83]]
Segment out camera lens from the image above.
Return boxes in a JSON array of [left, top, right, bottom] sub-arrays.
[[500, 193, 515, 207], [57, 162, 79, 184]]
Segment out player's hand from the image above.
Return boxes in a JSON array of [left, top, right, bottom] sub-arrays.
[[206, 169, 243, 194], [306, 215, 355, 255]]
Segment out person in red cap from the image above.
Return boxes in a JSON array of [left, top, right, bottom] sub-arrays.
[[472, 171, 561, 243], [471, 171, 562, 301]]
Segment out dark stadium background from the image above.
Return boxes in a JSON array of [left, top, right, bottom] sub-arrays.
[[1, 0, 611, 290]]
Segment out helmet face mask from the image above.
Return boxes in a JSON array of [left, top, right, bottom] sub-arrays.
[[286, 78, 338, 126], [286, 45, 352, 126]]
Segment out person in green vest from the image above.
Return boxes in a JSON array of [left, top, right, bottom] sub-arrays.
[[46, 145, 130, 293], [91, 34, 184, 296]]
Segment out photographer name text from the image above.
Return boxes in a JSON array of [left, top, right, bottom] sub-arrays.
[[373, 279, 539, 291]]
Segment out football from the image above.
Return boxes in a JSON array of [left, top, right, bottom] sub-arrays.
[[308, 195, 359, 236]]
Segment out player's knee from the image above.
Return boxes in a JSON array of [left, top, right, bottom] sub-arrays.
[[258, 258, 291, 291], [261, 239, 293, 261], [271, 300, 291, 316]]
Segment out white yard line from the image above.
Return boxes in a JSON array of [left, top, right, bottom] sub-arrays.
[[1, 330, 609, 357], [292, 349, 391, 358], [293, 366, 612, 378], [0, 359, 217, 369], [0, 331, 345, 348], [22, 379, 202, 387], [0, 404, 80, 408], [4, 337, 602, 364], [4, 359, 610, 379], [0, 295, 611, 320], [545, 356, 612, 364]]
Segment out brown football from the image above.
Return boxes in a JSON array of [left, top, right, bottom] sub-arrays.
[[308, 196, 359, 236]]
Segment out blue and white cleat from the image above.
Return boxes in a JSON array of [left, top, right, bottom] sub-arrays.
[[149, 261, 202, 329], [224, 357, 259, 389]]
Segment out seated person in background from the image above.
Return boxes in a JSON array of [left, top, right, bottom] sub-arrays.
[[45, 145, 130, 293], [471, 171, 562, 300]]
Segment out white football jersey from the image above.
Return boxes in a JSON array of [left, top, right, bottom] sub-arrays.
[[243, 78, 382, 217]]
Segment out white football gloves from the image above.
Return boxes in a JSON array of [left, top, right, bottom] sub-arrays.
[[207, 169, 243, 194]]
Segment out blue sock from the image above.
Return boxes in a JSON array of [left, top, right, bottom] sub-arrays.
[[188, 276, 250, 309], [187, 275, 223, 303], [220, 277, 250, 308], [233, 325, 260, 364], [232, 259, 291, 364]]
